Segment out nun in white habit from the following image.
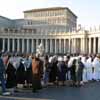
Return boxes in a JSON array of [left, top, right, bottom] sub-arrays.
[[81, 56, 88, 82], [67, 57, 75, 80], [92, 55, 100, 81], [86, 57, 93, 81]]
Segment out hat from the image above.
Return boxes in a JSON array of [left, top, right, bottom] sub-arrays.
[[49, 57, 53, 63], [64, 56, 67, 61], [58, 56, 63, 61]]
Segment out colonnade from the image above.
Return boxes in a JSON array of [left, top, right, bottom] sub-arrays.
[[88, 37, 100, 54], [0, 36, 100, 54], [0, 38, 70, 54]]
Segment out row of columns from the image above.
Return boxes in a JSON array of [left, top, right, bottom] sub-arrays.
[[69, 37, 100, 54], [88, 37, 100, 54], [1, 37, 100, 54], [1, 38, 70, 54]]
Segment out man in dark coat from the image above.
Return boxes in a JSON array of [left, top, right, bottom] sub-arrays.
[[0, 52, 10, 95]]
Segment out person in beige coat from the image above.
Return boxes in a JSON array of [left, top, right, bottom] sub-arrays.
[[32, 56, 43, 92]]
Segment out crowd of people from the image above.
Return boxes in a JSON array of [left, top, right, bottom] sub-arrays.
[[0, 52, 100, 95]]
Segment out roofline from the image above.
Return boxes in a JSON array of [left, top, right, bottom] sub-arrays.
[[23, 7, 77, 18], [0, 15, 11, 21], [67, 8, 77, 18]]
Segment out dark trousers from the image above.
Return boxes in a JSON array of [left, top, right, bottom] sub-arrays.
[[32, 74, 42, 92], [0, 73, 6, 93]]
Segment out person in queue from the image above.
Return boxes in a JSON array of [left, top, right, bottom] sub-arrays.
[[31, 54, 43, 92], [0, 52, 11, 96]]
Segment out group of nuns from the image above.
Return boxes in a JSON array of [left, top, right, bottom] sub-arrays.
[[2, 53, 100, 92], [3, 54, 32, 90]]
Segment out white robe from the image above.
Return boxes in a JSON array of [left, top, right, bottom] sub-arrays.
[[81, 57, 88, 82], [92, 57, 100, 80], [67, 57, 75, 80], [86, 58, 93, 81]]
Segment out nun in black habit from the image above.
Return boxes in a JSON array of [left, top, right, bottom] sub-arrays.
[[6, 62, 17, 89], [16, 59, 25, 85]]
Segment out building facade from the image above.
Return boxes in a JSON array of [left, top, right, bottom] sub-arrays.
[[0, 7, 100, 54], [24, 7, 77, 33]]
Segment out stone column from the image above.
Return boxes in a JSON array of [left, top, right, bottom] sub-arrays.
[[69, 39, 71, 54], [81, 38, 85, 54], [93, 37, 96, 54], [64, 39, 66, 54], [55, 39, 57, 54], [74, 38, 76, 53], [71, 39, 74, 53], [36, 39, 38, 50], [98, 38, 100, 53], [12, 39, 15, 52], [45, 39, 48, 53], [81, 38, 83, 54], [22, 39, 25, 52], [59, 39, 61, 53], [27, 39, 29, 53], [50, 39, 53, 53], [3, 38, 5, 52], [73, 38, 75, 53], [85, 38, 88, 54], [17, 39, 20, 52], [75, 38, 76, 53], [8, 38, 10, 52], [83, 38, 86, 54], [89, 38, 91, 54], [31, 39, 34, 53], [83, 38, 85, 54]]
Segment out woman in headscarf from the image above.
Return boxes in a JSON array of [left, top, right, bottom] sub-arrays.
[[6, 61, 17, 93], [49, 56, 58, 85], [16, 59, 25, 85], [57, 56, 67, 86]]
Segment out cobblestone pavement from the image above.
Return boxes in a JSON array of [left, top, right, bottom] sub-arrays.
[[0, 82, 100, 100]]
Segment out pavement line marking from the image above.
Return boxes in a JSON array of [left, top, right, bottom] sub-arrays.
[[0, 96, 54, 100]]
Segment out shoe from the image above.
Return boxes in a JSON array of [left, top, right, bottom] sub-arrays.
[[2, 92, 11, 96]]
